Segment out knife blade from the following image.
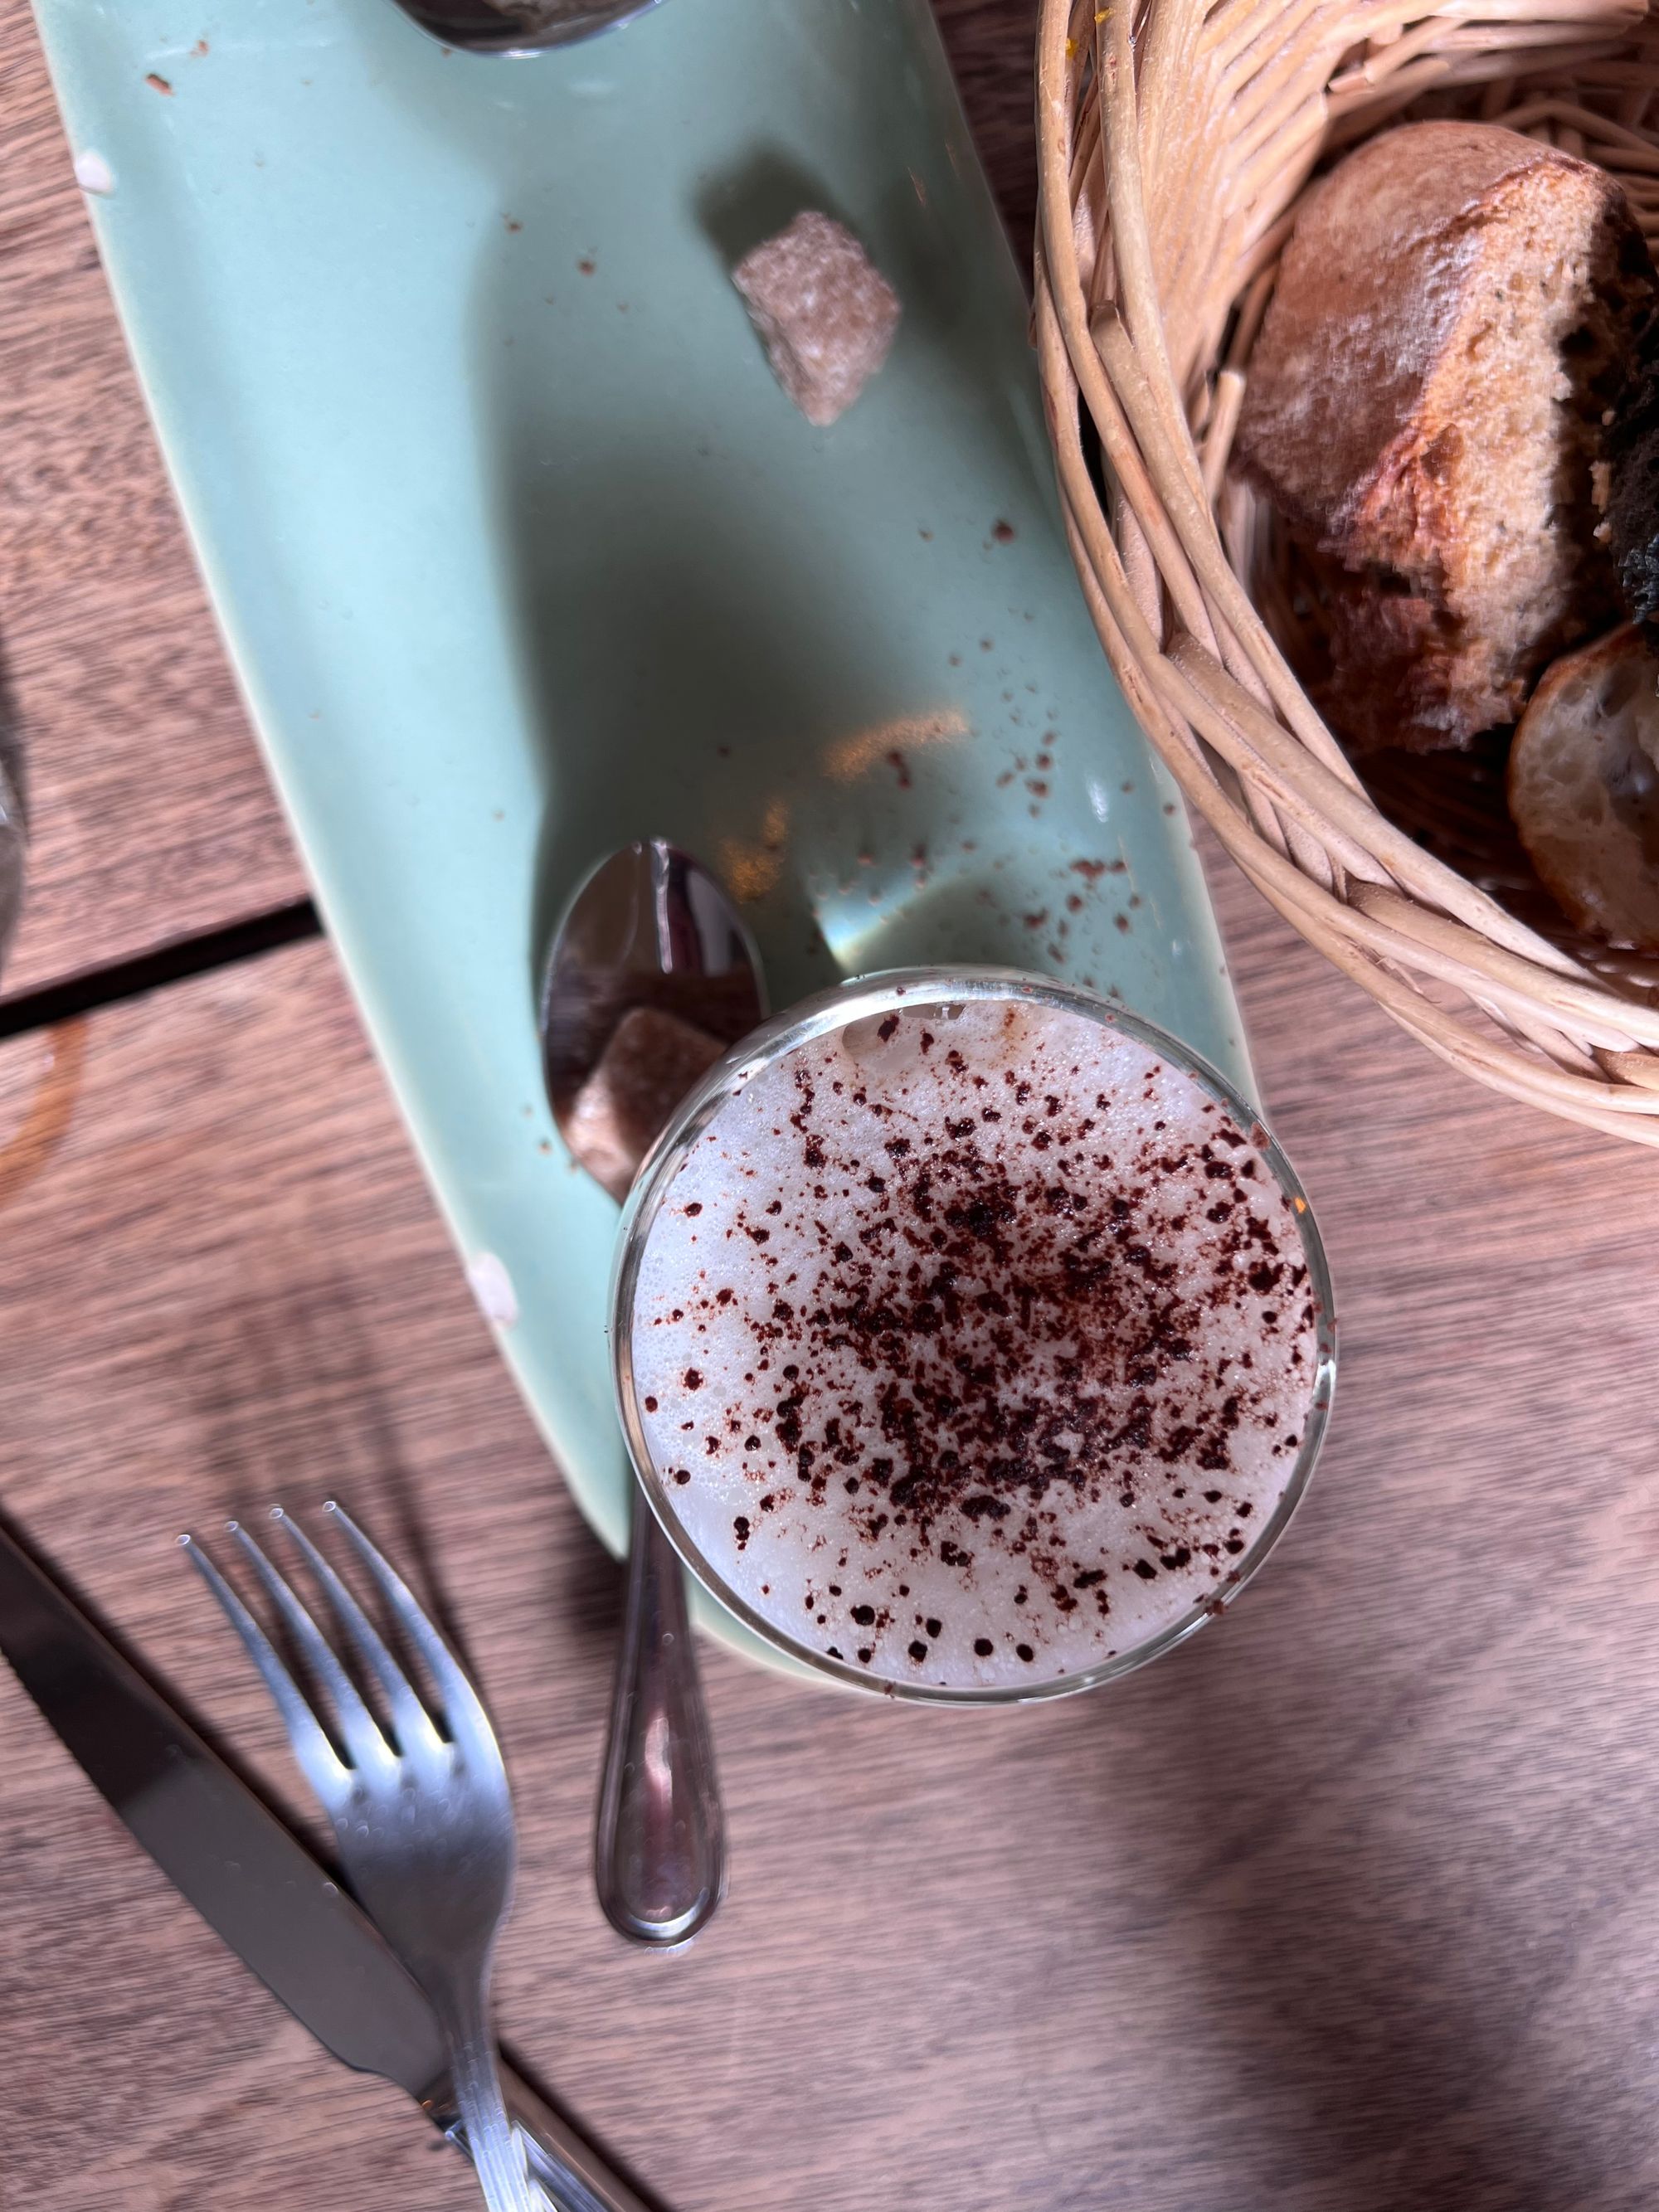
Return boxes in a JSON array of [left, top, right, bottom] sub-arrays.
[[0, 1514, 652, 2212]]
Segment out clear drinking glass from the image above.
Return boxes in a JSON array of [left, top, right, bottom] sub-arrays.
[[611, 968, 1336, 1705]]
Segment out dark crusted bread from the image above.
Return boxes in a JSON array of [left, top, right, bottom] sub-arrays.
[[1606, 306, 1659, 635], [1236, 121, 1654, 753], [1508, 624, 1659, 952]]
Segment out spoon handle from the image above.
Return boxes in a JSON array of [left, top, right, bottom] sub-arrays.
[[593, 1483, 724, 1946]]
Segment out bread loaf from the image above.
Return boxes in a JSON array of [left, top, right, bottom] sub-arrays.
[[1236, 122, 1653, 753], [1507, 624, 1659, 952]]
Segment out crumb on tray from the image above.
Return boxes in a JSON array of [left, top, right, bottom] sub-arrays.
[[465, 1251, 519, 1329]]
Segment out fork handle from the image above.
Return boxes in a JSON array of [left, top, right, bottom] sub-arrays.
[[594, 1484, 724, 1946], [434, 2059, 654, 2212], [435, 1977, 542, 2212], [494, 2061, 655, 2212]]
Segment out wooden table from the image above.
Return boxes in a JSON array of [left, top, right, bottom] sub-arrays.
[[6, 7, 1659, 2209]]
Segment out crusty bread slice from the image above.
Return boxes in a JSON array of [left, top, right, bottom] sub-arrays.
[[1237, 122, 1653, 753], [1508, 625, 1659, 951]]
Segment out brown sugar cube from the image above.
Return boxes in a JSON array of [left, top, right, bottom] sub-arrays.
[[732, 211, 900, 428], [564, 1004, 727, 1196]]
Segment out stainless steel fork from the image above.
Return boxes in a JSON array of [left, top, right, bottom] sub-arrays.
[[184, 1503, 538, 2212]]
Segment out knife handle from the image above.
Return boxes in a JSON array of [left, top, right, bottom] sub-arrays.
[[436, 2059, 656, 2212]]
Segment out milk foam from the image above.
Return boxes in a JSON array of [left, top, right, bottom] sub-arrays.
[[627, 995, 1321, 1690]]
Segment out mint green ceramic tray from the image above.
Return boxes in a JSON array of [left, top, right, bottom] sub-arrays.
[[34, 0, 1248, 1668]]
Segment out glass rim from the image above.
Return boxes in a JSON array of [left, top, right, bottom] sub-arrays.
[[611, 965, 1337, 1707]]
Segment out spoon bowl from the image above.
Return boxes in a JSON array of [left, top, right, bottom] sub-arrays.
[[386, 0, 664, 56], [543, 841, 766, 1196]]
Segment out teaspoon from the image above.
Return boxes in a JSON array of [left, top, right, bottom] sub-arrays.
[[542, 839, 765, 1945]]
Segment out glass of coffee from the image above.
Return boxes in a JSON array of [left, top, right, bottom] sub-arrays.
[[611, 969, 1335, 1704]]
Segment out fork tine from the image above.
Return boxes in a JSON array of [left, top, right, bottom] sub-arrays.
[[271, 1509, 441, 1758], [229, 1514, 391, 1774], [323, 1502, 499, 1763], [180, 1533, 348, 1805]]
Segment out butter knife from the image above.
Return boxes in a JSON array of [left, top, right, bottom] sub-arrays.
[[0, 1514, 654, 2212]]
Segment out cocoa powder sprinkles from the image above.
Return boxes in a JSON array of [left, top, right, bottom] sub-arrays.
[[627, 994, 1324, 1691]]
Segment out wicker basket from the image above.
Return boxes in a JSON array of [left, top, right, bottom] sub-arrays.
[[1033, 0, 1659, 1144]]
